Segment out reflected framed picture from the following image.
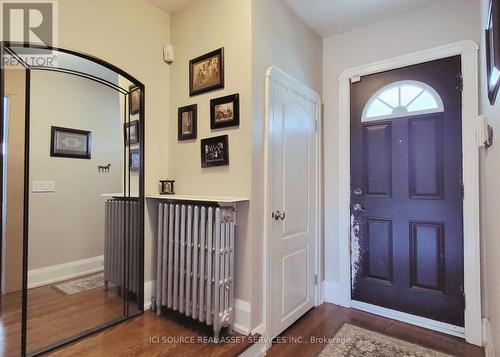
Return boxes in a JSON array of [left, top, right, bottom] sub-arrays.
[[210, 93, 239, 129], [486, 0, 500, 105], [189, 48, 224, 96], [124, 120, 140, 145], [50, 126, 91, 159], [201, 135, 229, 168], [129, 85, 141, 115], [129, 149, 140, 172], [178, 104, 197, 141]]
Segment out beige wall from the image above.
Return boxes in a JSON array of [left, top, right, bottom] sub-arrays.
[[479, 0, 500, 352], [28, 70, 122, 270], [56, 0, 170, 281], [251, 0, 323, 329], [168, 0, 252, 306], [322, 0, 480, 291], [2, 68, 26, 293]]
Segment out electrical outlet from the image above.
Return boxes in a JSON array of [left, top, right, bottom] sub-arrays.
[[32, 181, 55, 193]]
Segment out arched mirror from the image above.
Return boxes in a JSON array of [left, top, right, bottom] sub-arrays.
[[0, 42, 144, 356]]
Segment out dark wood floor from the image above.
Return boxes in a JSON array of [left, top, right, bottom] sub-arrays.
[[1, 293, 484, 356], [267, 303, 484, 357], [0, 276, 125, 356]]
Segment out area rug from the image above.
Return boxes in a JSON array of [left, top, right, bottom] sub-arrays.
[[318, 324, 451, 357], [53, 273, 104, 295]]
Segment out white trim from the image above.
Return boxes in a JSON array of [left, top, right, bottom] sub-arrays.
[[27, 255, 104, 289], [144, 280, 154, 310], [234, 299, 252, 335], [483, 318, 496, 357], [351, 301, 465, 338], [237, 340, 267, 357], [263, 66, 322, 352], [337, 41, 482, 346]]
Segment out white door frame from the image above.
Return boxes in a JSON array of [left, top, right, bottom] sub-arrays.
[[337, 41, 482, 346], [263, 66, 323, 350]]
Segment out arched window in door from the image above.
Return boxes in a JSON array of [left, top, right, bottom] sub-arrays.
[[362, 80, 444, 122]]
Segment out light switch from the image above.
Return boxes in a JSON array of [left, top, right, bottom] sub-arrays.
[[32, 181, 55, 193]]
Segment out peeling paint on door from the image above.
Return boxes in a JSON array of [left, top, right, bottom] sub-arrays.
[[350, 213, 362, 294]]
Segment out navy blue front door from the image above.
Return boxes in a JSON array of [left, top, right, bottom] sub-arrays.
[[350, 56, 464, 326]]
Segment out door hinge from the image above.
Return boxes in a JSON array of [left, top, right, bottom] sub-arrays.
[[314, 275, 318, 285], [457, 74, 463, 92]]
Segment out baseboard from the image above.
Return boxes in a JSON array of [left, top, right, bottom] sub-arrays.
[[144, 282, 253, 335], [28, 255, 104, 289], [323, 280, 349, 307], [351, 300, 465, 338], [251, 323, 265, 335], [144, 280, 154, 311], [483, 318, 495, 357], [234, 299, 252, 335]]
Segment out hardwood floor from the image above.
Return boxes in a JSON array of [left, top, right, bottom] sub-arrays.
[[1, 293, 484, 357], [0, 277, 125, 356], [267, 303, 484, 357], [47, 311, 252, 357]]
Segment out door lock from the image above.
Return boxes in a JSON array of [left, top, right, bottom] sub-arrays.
[[352, 203, 366, 212], [272, 210, 286, 221]]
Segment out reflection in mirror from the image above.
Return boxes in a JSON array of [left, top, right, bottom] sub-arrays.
[[0, 65, 26, 357], [27, 69, 127, 354]]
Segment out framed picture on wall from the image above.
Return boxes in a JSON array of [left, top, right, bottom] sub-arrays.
[[50, 126, 92, 159], [129, 149, 140, 172], [124, 120, 140, 145], [178, 104, 197, 140], [189, 48, 224, 96], [210, 93, 239, 129], [201, 135, 229, 167], [129, 85, 141, 115], [486, 0, 500, 105]]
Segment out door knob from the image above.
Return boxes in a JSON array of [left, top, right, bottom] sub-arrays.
[[353, 188, 362, 195], [272, 210, 286, 221], [352, 203, 366, 212]]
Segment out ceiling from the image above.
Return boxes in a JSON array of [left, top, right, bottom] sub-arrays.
[[282, 0, 445, 37], [147, 0, 193, 13]]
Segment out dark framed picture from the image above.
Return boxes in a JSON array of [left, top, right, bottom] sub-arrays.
[[486, 0, 500, 105], [124, 120, 140, 145], [50, 126, 92, 159], [201, 135, 229, 168], [129, 85, 141, 115], [189, 48, 224, 96], [178, 104, 197, 140], [210, 93, 239, 129], [129, 149, 140, 172]]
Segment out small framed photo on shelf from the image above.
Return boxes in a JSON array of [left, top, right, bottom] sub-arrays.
[[189, 48, 224, 96], [486, 0, 500, 104], [129, 149, 140, 172], [210, 93, 239, 129], [50, 126, 92, 159], [178, 104, 197, 141], [160, 180, 175, 195], [201, 135, 229, 168], [129, 85, 141, 115], [124, 120, 140, 145]]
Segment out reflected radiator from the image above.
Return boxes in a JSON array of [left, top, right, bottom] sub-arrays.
[[155, 203, 235, 341], [104, 199, 140, 294]]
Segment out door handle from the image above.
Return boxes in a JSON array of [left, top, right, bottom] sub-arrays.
[[272, 210, 286, 221], [352, 203, 366, 212]]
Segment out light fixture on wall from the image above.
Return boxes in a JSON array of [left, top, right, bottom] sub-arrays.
[[163, 44, 174, 64]]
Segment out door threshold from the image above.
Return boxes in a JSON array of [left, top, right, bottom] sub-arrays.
[[350, 300, 465, 339]]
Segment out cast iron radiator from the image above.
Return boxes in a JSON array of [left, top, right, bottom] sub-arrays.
[[104, 199, 140, 294], [155, 203, 235, 341]]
